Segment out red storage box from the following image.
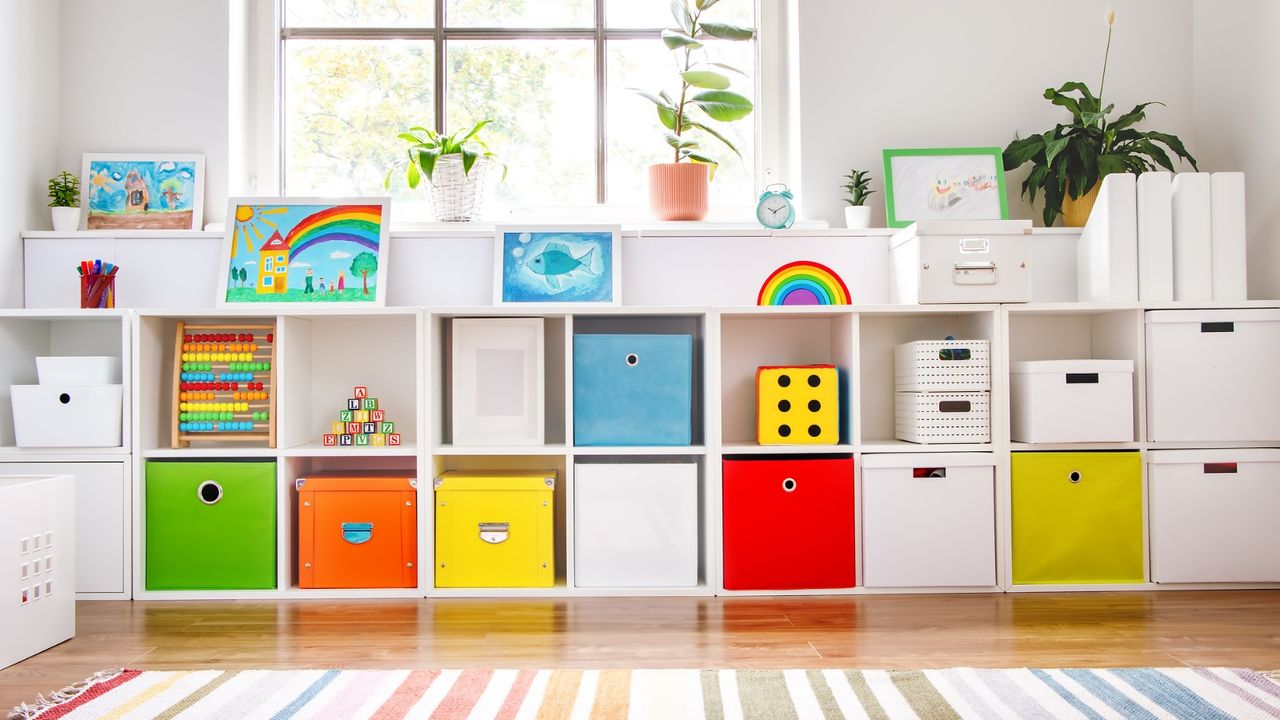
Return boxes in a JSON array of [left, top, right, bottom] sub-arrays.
[[722, 456, 855, 590], [297, 473, 418, 589]]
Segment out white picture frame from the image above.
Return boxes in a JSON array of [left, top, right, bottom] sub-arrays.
[[80, 153, 205, 231], [451, 317, 545, 445], [493, 225, 622, 306]]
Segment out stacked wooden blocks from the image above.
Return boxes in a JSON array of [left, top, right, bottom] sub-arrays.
[[322, 386, 402, 448]]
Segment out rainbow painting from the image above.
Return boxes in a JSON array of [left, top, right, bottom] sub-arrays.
[[217, 197, 391, 307], [757, 260, 852, 306]]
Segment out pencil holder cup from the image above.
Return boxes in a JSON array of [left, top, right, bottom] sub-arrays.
[[80, 274, 116, 309]]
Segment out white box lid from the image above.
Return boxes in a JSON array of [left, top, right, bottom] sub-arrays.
[[1147, 448, 1280, 465], [890, 219, 1033, 250], [1010, 359, 1134, 374], [1146, 308, 1280, 324], [861, 452, 997, 469]]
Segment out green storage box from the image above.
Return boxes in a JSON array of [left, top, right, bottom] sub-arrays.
[[146, 461, 277, 590]]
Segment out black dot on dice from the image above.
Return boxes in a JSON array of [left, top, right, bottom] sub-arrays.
[[808, 374, 821, 387], [808, 424, 822, 437], [777, 375, 791, 388], [808, 399, 821, 412], [778, 399, 791, 412], [778, 424, 792, 437]]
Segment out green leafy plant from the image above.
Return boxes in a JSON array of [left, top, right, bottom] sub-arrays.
[[47, 171, 80, 208], [1002, 11, 1197, 226], [840, 169, 875, 207], [633, 0, 755, 171], [385, 120, 506, 190]]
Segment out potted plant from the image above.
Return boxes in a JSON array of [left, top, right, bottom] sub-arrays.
[[840, 169, 875, 229], [1003, 11, 1196, 226], [634, 0, 754, 221], [48, 171, 81, 232], [387, 120, 506, 222]]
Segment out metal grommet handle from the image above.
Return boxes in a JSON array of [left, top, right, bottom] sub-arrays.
[[782, 477, 797, 492], [197, 480, 223, 505], [625, 353, 639, 366], [1068, 471, 1082, 484], [58, 393, 71, 405]]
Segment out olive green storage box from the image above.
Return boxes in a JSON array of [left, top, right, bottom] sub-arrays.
[[146, 461, 277, 590]]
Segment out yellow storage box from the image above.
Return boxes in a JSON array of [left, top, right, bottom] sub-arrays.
[[433, 470, 556, 588], [1011, 452, 1144, 585]]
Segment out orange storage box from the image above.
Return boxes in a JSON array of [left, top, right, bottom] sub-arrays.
[[297, 473, 418, 589]]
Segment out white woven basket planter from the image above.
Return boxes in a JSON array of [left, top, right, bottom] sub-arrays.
[[429, 157, 492, 222]]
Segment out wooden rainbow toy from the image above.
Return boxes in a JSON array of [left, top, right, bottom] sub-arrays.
[[757, 260, 851, 306]]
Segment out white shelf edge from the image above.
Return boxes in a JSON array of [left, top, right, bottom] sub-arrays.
[[279, 444, 419, 458], [142, 447, 278, 458], [720, 444, 855, 455], [1009, 442, 1142, 451], [860, 440, 995, 454], [570, 445, 707, 456], [433, 444, 569, 456]]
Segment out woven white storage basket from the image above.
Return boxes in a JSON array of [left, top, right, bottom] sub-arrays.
[[895, 339, 991, 391], [895, 391, 990, 444], [429, 157, 492, 222]]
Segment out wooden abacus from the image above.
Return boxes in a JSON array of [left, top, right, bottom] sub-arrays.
[[170, 321, 277, 448]]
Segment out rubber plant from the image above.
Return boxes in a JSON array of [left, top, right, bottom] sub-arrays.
[[1002, 11, 1197, 226], [385, 119, 506, 190], [633, 0, 755, 174]]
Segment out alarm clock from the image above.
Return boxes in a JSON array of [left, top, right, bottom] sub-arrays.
[[756, 183, 796, 229]]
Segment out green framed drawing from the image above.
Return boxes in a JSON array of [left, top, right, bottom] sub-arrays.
[[882, 147, 1009, 228]]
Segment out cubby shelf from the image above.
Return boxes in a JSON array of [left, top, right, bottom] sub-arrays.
[[571, 446, 708, 456]]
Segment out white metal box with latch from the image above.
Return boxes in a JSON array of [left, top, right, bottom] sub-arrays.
[[890, 220, 1032, 304]]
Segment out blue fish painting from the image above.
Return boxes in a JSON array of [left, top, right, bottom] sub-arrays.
[[499, 229, 617, 304]]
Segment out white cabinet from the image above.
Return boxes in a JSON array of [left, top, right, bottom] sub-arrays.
[[1147, 309, 1280, 442], [573, 462, 698, 588], [861, 453, 996, 587], [0, 462, 128, 595], [1149, 449, 1280, 583], [0, 474, 76, 669]]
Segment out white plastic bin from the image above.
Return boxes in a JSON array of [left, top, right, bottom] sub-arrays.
[[861, 453, 996, 588], [1149, 449, 1280, 583], [890, 220, 1032, 304], [36, 356, 120, 386], [1, 474, 75, 669], [11, 385, 123, 448], [1010, 360, 1134, 443], [895, 339, 991, 392], [574, 462, 698, 587], [450, 318, 545, 445], [1146, 309, 1280, 442], [894, 392, 990, 444]]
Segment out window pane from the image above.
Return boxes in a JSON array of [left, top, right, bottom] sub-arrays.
[[284, 39, 435, 197], [285, 0, 434, 27], [446, 40, 596, 206], [446, 0, 591, 28], [606, 0, 753, 29], [607, 38, 754, 206]]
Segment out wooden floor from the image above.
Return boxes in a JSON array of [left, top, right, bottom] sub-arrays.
[[3, 590, 1280, 709]]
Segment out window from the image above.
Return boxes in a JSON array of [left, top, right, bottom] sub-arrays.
[[264, 276, 274, 286], [264, 257, 274, 272], [279, 0, 757, 212]]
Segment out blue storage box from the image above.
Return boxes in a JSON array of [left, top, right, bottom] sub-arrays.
[[574, 334, 693, 446]]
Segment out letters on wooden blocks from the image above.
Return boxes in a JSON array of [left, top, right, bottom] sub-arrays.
[[347, 398, 361, 411], [756, 364, 840, 445], [371, 409, 385, 422], [355, 433, 370, 446], [362, 397, 378, 410], [370, 433, 387, 446], [339, 410, 353, 422], [388, 433, 401, 446], [322, 433, 337, 447], [339, 434, 354, 446], [346, 422, 362, 435], [354, 410, 370, 423], [353, 386, 368, 399], [331, 421, 345, 435], [380, 421, 395, 434], [362, 422, 377, 434]]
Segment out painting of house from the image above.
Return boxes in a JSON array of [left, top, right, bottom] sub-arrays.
[[257, 231, 289, 294], [80, 153, 204, 230]]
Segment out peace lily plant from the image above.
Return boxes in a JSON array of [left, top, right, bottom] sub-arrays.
[[1002, 10, 1197, 226], [635, 0, 755, 221]]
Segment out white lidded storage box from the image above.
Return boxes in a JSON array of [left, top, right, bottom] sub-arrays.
[[10, 385, 123, 448], [895, 392, 990, 444], [1, 474, 75, 670], [1146, 309, 1280, 442], [574, 462, 698, 587], [861, 453, 996, 588], [1010, 360, 1135, 443], [890, 220, 1032, 304], [35, 356, 120, 386], [451, 317, 545, 445], [1149, 449, 1280, 583], [895, 339, 991, 391]]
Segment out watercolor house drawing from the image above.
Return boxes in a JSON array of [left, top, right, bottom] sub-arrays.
[[257, 232, 289, 294], [80, 154, 204, 230]]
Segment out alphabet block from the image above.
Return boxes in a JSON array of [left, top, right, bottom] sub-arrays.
[[339, 410, 353, 422], [362, 397, 378, 410], [362, 422, 377, 434], [756, 364, 840, 445], [322, 434, 337, 447], [388, 433, 401, 446], [353, 386, 368, 399], [355, 433, 370, 446], [371, 409, 385, 422], [380, 421, 395, 434], [347, 398, 360, 411], [331, 421, 345, 435], [354, 409, 370, 423], [346, 422, 362, 435], [370, 433, 386, 446], [339, 434, 354, 446]]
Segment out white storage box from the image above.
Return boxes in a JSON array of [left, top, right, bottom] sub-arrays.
[[574, 462, 698, 588], [10, 385, 123, 448], [451, 318, 545, 445], [1149, 449, 1280, 583], [861, 453, 996, 587], [1146, 309, 1280, 442], [894, 392, 990, 444], [890, 220, 1032, 304], [1, 474, 75, 669], [36, 356, 120, 386], [895, 339, 991, 391], [1010, 360, 1135, 443]]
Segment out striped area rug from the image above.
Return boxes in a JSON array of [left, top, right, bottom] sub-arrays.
[[10, 667, 1280, 719]]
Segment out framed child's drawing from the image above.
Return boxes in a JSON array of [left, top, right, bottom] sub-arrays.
[[882, 147, 1009, 228], [81, 153, 205, 230], [494, 225, 621, 306], [217, 198, 391, 308]]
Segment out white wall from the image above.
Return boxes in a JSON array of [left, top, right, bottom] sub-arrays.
[[58, 0, 229, 226], [797, 0, 1197, 228], [1192, 0, 1280, 299], [0, 0, 60, 307]]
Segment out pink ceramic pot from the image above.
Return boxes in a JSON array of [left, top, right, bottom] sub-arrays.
[[648, 163, 709, 221]]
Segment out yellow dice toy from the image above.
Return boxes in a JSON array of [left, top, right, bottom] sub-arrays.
[[756, 364, 840, 445]]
